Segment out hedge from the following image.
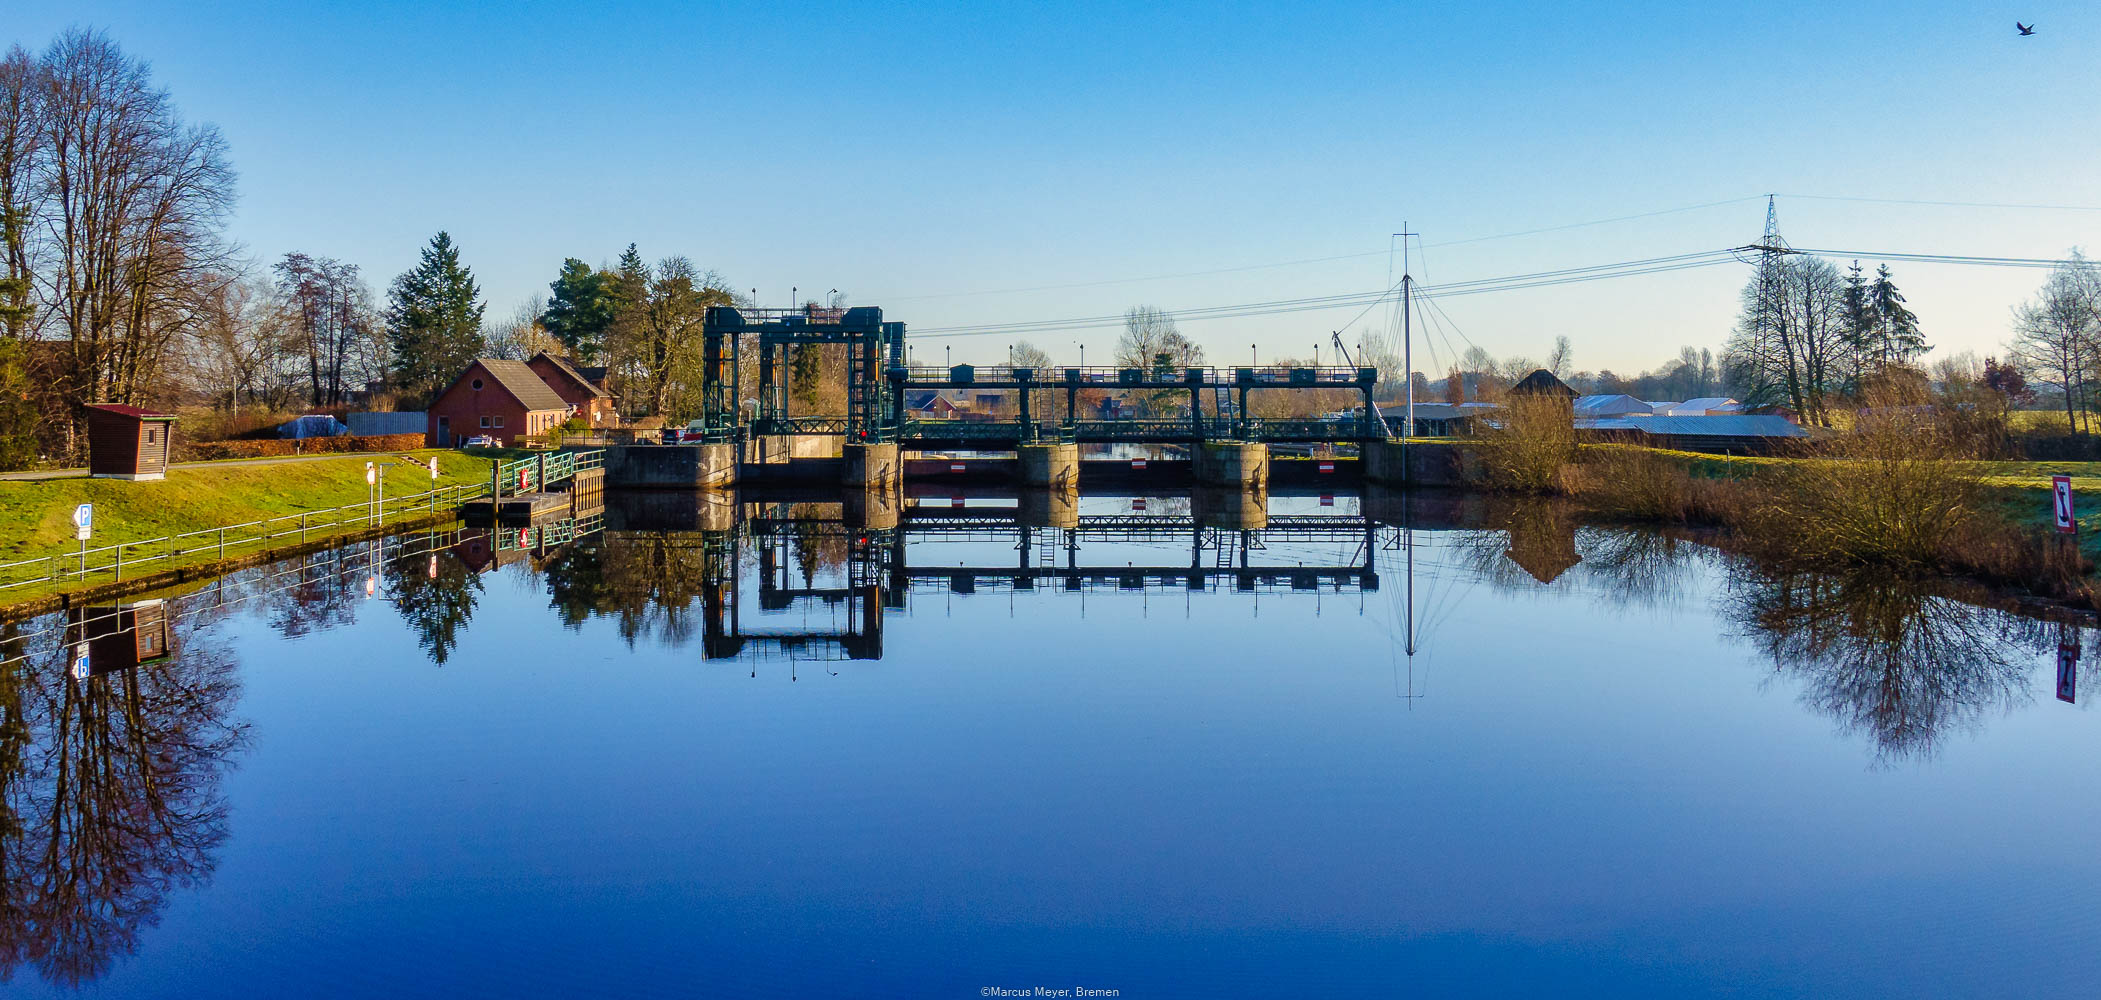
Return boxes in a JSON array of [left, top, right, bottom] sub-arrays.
[[177, 433, 426, 462]]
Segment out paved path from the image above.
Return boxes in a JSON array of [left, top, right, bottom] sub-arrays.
[[0, 451, 436, 482]]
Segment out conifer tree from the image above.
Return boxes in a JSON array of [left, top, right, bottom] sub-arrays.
[[542, 257, 615, 364], [385, 231, 486, 406], [1868, 265, 1926, 366]]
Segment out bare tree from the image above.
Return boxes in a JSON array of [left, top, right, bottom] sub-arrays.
[[273, 253, 375, 407], [2010, 253, 2101, 434], [481, 295, 557, 360], [1723, 254, 1852, 424], [33, 29, 235, 438], [1545, 335, 1573, 378], [0, 45, 42, 340]]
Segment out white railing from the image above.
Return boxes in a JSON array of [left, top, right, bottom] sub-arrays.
[[0, 481, 490, 594]]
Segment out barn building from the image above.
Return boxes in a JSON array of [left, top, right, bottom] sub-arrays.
[[425, 359, 572, 447], [85, 404, 178, 480], [526, 352, 618, 428]]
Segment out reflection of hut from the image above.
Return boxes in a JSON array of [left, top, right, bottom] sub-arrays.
[[66, 599, 174, 676], [1502, 508, 1582, 584]]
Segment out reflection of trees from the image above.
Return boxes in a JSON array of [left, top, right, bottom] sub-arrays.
[[1571, 528, 1707, 607], [383, 548, 482, 665], [0, 614, 248, 988], [1726, 569, 2047, 763], [540, 532, 729, 648]]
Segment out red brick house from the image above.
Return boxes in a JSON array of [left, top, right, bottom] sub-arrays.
[[526, 351, 618, 428], [425, 359, 572, 447]]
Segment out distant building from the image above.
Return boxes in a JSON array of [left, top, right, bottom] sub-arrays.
[[1509, 369, 1579, 399], [1653, 397, 1741, 417], [85, 404, 177, 480], [425, 359, 572, 447], [1579, 414, 1808, 455], [526, 352, 618, 428], [1574, 394, 1653, 417], [905, 390, 965, 418]]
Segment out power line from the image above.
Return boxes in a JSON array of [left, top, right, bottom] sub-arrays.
[[911, 250, 1743, 339], [1776, 193, 2101, 213], [1774, 246, 2089, 269]]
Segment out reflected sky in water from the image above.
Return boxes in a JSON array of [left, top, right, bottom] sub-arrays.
[[1, 489, 2095, 998]]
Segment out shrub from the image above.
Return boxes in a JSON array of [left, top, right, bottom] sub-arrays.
[[1477, 394, 1576, 493], [176, 433, 425, 462]]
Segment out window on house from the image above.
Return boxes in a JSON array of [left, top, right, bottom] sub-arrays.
[[146, 429, 155, 444], [493, 416, 504, 428], [480, 416, 490, 428], [472, 378, 484, 391]]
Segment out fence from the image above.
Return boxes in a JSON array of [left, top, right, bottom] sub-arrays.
[[0, 480, 490, 595], [491, 449, 606, 498]]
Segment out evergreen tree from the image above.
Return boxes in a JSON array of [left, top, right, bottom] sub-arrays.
[[1840, 261, 1873, 382], [541, 257, 615, 364], [1868, 265, 1926, 366], [385, 232, 486, 406]]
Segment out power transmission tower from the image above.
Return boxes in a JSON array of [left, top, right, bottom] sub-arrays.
[[1752, 195, 1789, 410]]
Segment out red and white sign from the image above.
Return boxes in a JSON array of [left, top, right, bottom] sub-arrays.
[[2053, 475, 2076, 533], [2060, 642, 2080, 704], [428, 457, 440, 480], [1318, 461, 1335, 474], [1132, 498, 1147, 511], [1131, 458, 1147, 470], [1319, 494, 1334, 507], [951, 496, 966, 508], [950, 462, 966, 473], [427, 554, 438, 580], [365, 462, 377, 486]]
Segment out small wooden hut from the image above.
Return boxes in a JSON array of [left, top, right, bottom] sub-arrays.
[[86, 404, 178, 480]]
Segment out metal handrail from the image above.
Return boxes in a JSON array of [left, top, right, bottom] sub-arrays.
[[0, 480, 491, 594]]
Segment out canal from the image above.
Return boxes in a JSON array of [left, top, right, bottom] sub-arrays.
[[0, 488, 2093, 997]]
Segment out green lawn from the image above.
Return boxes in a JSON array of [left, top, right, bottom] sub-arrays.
[[0, 449, 502, 561]]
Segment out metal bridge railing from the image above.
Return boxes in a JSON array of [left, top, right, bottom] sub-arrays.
[[0, 481, 490, 595], [492, 449, 606, 498]]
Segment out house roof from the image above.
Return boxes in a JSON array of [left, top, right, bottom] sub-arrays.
[[1574, 394, 1652, 414], [530, 352, 612, 398], [1509, 369, 1578, 397], [468, 359, 569, 412], [1675, 396, 1739, 409], [86, 403, 177, 421], [1582, 414, 1807, 438]]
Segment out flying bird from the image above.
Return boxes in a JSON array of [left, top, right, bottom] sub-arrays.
[[2017, 22, 2035, 35]]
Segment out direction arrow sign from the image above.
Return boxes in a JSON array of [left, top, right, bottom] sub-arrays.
[[2053, 475, 2075, 533], [2060, 642, 2079, 704], [71, 503, 91, 541]]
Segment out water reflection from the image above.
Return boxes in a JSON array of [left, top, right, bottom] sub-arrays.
[[0, 488, 2088, 990], [0, 608, 246, 988], [1725, 569, 2063, 764]]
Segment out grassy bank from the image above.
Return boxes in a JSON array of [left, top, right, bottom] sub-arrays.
[[0, 450, 499, 561], [1560, 442, 2095, 606]]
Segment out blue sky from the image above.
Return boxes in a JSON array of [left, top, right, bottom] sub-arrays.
[[12, 1, 2101, 372]]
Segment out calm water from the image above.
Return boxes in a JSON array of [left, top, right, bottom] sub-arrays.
[[1, 488, 2095, 998]]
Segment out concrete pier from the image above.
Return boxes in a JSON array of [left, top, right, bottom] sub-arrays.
[[844, 487, 901, 531], [1192, 441, 1269, 490], [1362, 439, 1481, 487], [842, 442, 901, 490], [1017, 487, 1080, 528], [1017, 442, 1079, 489], [1193, 486, 1268, 530], [604, 443, 736, 488]]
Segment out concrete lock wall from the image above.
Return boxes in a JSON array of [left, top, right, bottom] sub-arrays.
[[603, 443, 736, 488], [749, 434, 840, 465], [842, 442, 901, 489], [1193, 442, 1269, 489], [1018, 488, 1079, 528], [1017, 443, 1079, 488], [1363, 440, 1482, 487]]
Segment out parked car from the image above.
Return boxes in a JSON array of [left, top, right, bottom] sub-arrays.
[[460, 435, 498, 449]]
